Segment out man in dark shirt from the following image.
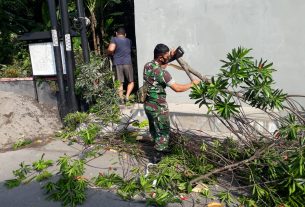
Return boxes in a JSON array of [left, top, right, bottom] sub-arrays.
[[107, 27, 134, 103], [143, 43, 200, 153]]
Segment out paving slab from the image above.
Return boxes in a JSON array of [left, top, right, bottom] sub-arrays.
[[0, 140, 212, 207], [0, 140, 146, 207]]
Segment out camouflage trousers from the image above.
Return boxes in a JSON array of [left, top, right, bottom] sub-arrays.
[[144, 102, 170, 151]]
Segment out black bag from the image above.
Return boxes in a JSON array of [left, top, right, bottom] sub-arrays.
[[137, 82, 148, 103]]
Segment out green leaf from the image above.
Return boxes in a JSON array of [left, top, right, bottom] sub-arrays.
[[36, 171, 52, 182], [214, 96, 240, 119], [95, 173, 123, 189], [32, 154, 53, 171], [5, 179, 22, 189]]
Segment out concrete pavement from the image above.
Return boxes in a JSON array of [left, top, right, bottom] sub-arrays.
[[0, 140, 206, 207], [0, 140, 147, 207]]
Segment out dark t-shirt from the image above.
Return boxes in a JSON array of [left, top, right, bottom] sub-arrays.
[[110, 36, 132, 65]]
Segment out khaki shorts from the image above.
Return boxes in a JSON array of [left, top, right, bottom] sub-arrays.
[[115, 64, 134, 83]]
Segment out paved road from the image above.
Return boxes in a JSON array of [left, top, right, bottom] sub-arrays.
[[0, 140, 147, 207], [0, 140, 205, 207]]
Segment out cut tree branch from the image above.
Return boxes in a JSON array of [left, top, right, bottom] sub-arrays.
[[189, 142, 276, 184]]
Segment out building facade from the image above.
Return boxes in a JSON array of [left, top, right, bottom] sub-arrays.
[[134, 0, 305, 104]]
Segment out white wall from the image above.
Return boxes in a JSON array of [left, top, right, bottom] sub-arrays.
[[134, 0, 305, 104]]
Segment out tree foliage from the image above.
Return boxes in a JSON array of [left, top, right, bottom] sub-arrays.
[[0, 0, 132, 77], [188, 47, 305, 206], [190, 47, 287, 120], [0, 0, 50, 64]]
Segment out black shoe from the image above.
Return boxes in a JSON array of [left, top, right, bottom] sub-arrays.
[[152, 153, 161, 164], [119, 99, 125, 105], [151, 150, 171, 164]]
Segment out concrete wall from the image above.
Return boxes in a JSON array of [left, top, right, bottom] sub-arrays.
[[134, 0, 305, 104], [0, 78, 58, 107]]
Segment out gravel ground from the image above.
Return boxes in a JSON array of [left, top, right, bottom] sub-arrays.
[[0, 91, 62, 149]]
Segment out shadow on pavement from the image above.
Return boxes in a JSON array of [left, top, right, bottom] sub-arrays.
[[0, 180, 146, 207]]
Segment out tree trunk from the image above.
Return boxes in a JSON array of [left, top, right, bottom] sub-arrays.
[[96, 32, 101, 55], [99, 18, 105, 55], [90, 12, 99, 55]]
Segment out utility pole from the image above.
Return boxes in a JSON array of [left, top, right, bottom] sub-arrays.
[[59, 0, 78, 112], [47, 0, 68, 119], [76, 0, 90, 63]]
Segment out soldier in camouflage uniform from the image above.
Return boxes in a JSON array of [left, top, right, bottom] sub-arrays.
[[143, 44, 200, 152]]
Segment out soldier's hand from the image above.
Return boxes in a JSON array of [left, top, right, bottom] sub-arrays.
[[192, 79, 201, 85], [169, 48, 176, 58]]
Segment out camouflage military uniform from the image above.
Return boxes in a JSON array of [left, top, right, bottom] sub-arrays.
[[143, 61, 175, 151]]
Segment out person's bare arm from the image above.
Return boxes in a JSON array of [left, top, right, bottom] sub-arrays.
[[107, 43, 116, 55], [170, 80, 200, 92]]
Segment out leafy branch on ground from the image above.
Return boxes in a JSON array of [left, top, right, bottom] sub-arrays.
[[187, 47, 305, 206]]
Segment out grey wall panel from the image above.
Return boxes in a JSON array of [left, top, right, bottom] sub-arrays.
[[135, 0, 305, 104]]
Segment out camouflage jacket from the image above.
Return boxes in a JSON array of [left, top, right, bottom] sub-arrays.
[[143, 61, 175, 108]]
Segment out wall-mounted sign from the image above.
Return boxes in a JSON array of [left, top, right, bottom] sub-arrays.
[[29, 42, 66, 76]]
